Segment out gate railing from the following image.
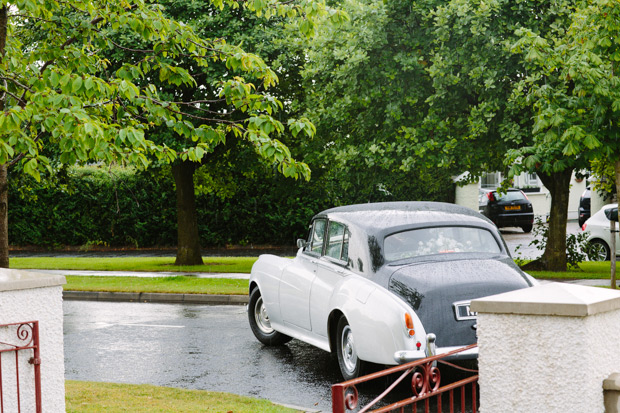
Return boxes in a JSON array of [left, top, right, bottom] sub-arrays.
[[332, 344, 478, 413], [0, 321, 41, 413]]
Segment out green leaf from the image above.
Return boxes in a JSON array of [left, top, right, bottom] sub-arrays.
[[72, 77, 83, 93], [50, 71, 60, 87]]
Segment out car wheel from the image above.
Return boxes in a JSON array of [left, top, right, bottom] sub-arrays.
[[588, 239, 611, 261], [336, 315, 366, 380], [521, 224, 533, 233], [248, 287, 292, 345]]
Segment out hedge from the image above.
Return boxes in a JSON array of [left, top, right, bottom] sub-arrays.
[[8, 165, 454, 249]]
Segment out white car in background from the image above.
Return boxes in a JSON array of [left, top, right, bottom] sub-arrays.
[[583, 204, 619, 261]]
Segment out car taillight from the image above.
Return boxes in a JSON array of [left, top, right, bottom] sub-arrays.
[[486, 192, 495, 202], [404, 313, 415, 337], [582, 223, 587, 231]]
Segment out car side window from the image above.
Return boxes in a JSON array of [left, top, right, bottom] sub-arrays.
[[326, 221, 349, 262], [309, 219, 327, 255]]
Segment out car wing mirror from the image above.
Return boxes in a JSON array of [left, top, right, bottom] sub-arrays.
[[605, 208, 618, 222], [297, 239, 308, 249]]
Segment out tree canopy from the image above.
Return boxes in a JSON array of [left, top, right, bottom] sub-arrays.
[[0, 0, 346, 266]]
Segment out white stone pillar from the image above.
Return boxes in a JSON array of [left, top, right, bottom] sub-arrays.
[[0, 269, 66, 412], [591, 187, 609, 217], [453, 173, 479, 212], [471, 283, 620, 413]]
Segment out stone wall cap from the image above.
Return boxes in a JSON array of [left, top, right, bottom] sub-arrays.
[[470, 283, 620, 317], [0, 268, 66, 292]]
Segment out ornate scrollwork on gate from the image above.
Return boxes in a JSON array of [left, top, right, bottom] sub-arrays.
[[0, 322, 35, 351], [332, 344, 478, 413], [344, 385, 359, 409], [411, 361, 441, 397]]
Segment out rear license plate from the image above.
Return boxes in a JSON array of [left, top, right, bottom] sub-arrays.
[[453, 301, 477, 321], [504, 205, 521, 211]]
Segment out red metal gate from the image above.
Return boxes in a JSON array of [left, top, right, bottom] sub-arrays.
[[0, 321, 41, 413], [332, 344, 478, 413]]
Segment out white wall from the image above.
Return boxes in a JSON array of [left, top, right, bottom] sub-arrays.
[[454, 181, 479, 212], [472, 283, 620, 413], [568, 176, 587, 219], [477, 311, 620, 412], [0, 270, 66, 412], [525, 191, 550, 220]]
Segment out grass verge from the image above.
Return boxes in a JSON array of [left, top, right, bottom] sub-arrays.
[[11, 256, 257, 273], [526, 261, 614, 280], [15, 256, 617, 293], [65, 380, 297, 412], [64, 276, 249, 295]]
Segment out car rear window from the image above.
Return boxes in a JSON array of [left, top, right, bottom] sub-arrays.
[[494, 191, 525, 202], [384, 226, 501, 261]]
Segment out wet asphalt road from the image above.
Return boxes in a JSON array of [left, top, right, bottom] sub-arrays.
[[64, 301, 474, 412], [500, 220, 581, 260], [64, 301, 343, 411]]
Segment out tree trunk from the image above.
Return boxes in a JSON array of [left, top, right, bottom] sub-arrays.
[[529, 168, 573, 272], [0, 7, 9, 268], [172, 160, 203, 265]]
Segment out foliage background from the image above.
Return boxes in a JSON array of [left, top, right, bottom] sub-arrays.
[[9, 166, 454, 248]]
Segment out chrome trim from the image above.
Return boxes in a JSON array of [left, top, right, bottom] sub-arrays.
[[426, 333, 436, 357], [394, 344, 478, 364], [453, 300, 477, 321]]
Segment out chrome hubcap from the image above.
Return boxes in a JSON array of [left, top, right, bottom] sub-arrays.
[[341, 325, 358, 373], [254, 296, 273, 334], [590, 244, 608, 261]]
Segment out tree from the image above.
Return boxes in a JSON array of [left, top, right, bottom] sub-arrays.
[[0, 0, 334, 267], [410, 0, 584, 271], [106, 0, 349, 265], [150, 1, 314, 264], [508, 0, 620, 271], [297, 0, 456, 203]]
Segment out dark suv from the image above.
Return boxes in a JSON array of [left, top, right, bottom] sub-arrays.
[[479, 188, 534, 233], [578, 188, 591, 228]]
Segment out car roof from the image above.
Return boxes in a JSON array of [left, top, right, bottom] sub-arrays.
[[314, 201, 491, 233]]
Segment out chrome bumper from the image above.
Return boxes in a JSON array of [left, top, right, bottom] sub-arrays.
[[394, 341, 478, 364]]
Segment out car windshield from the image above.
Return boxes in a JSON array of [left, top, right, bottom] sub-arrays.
[[384, 226, 501, 261]]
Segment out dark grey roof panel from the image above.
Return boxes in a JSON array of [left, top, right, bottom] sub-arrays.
[[314, 202, 489, 232]]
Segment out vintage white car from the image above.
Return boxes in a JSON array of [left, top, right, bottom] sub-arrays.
[[248, 202, 536, 379]]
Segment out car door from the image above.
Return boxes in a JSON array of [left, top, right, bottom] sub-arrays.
[[310, 220, 351, 338], [279, 219, 324, 331]]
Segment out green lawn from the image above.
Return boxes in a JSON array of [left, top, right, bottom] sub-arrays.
[[64, 275, 249, 295], [66, 381, 297, 412], [11, 256, 257, 273], [526, 261, 614, 280]]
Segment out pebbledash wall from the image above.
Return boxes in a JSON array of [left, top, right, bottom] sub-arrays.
[[471, 283, 620, 413], [0, 269, 66, 412]]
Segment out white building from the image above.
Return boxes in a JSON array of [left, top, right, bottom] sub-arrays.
[[455, 171, 589, 221]]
